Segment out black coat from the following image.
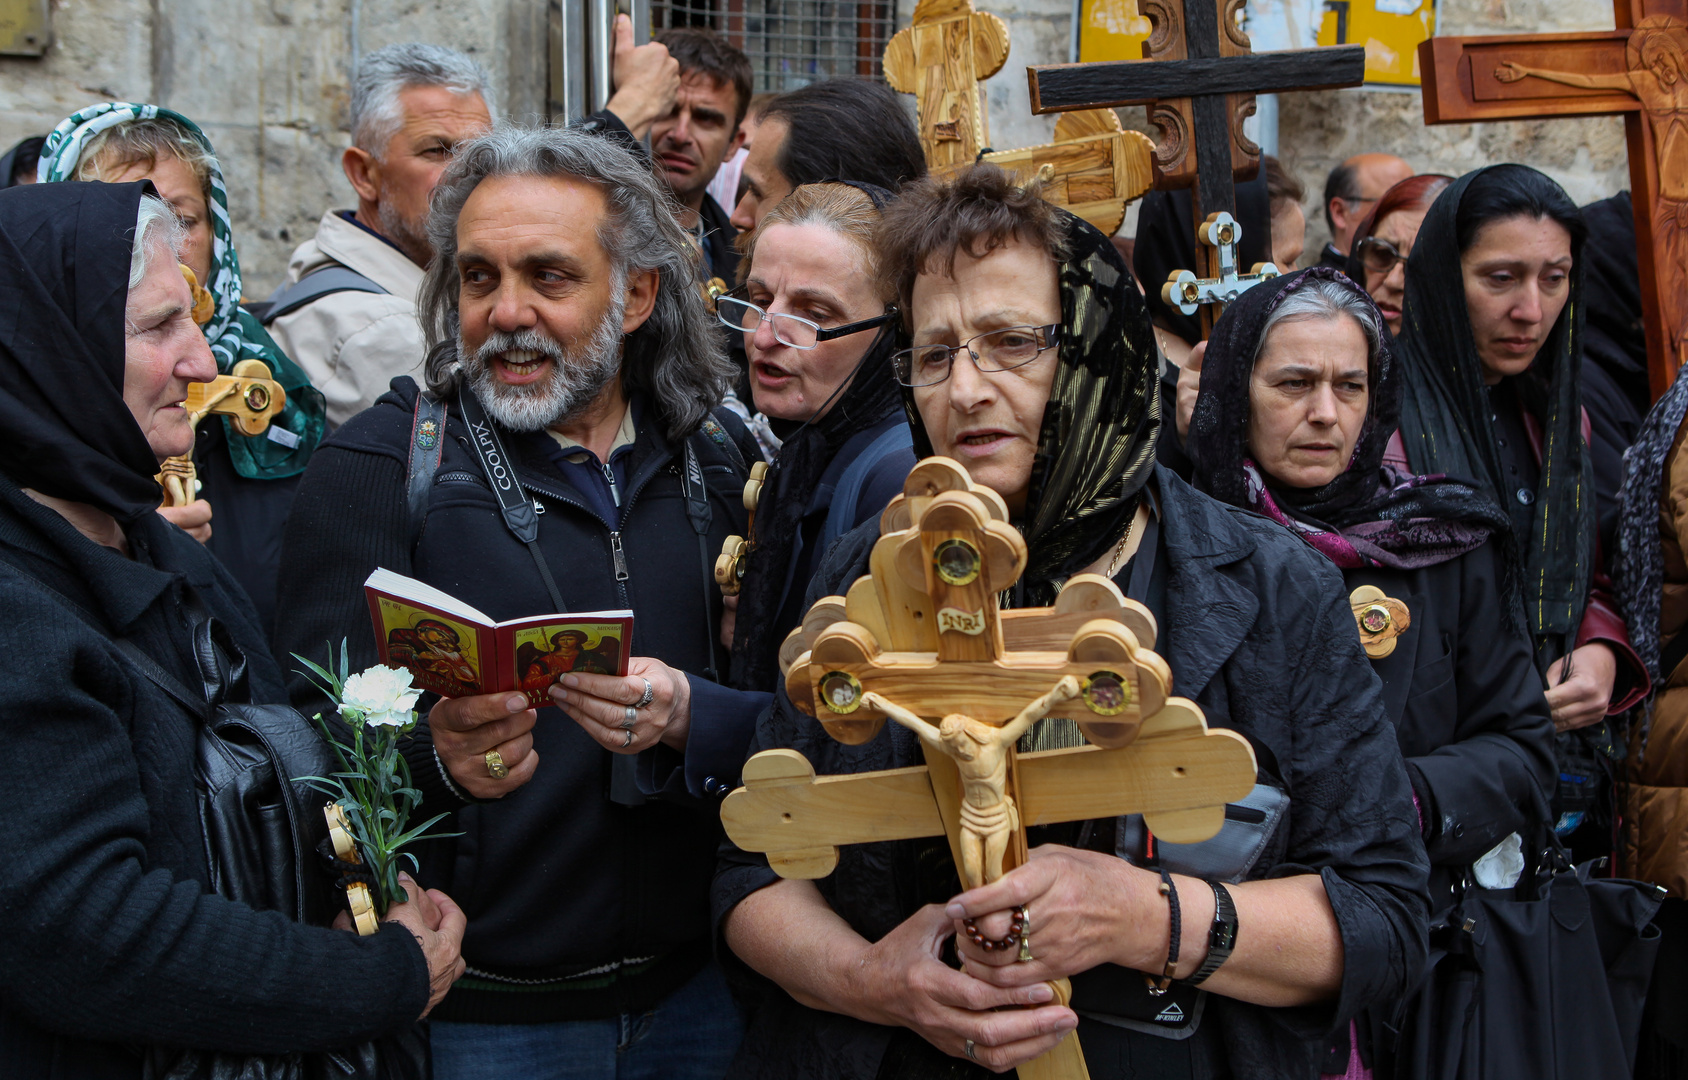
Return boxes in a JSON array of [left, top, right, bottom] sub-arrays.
[[713, 466, 1431, 1080], [1344, 539, 1556, 918], [0, 476, 428, 1080], [274, 376, 758, 1025]]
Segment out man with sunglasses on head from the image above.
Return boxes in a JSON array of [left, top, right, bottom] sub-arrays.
[[1315, 153, 1413, 272]]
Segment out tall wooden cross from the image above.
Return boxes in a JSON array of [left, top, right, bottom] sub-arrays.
[[1419, 3, 1688, 399], [883, 0, 1158, 234], [1024, 0, 1365, 280], [723, 458, 1257, 1080]]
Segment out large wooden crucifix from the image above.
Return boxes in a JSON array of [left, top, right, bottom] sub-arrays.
[[723, 458, 1257, 1080], [1419, 3, 1688, 399], [883, 0, 1157, 234]]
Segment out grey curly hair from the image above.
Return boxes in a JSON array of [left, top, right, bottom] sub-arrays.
[[419, 125, 731, 441]]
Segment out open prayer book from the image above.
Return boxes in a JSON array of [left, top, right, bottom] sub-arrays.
[[364, 568, 632, 704]]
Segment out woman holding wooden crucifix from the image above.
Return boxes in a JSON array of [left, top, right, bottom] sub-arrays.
[[714, 164, 1429, 1079]]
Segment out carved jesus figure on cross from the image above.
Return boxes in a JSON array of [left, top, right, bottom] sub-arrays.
[[1493, 17, 1688, 361], [865, 676, 1082, 889]]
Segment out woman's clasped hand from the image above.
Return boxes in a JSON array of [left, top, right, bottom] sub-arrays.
[[840, 902, 1078, 1073]]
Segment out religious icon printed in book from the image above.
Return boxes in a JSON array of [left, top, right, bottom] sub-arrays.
[[378, 601, 483, 697], [514, 623, 627, 696]]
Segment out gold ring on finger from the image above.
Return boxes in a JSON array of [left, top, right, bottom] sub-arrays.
[[485, 749, 509, 780]]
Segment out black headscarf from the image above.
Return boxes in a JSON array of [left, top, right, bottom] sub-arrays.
[[1188, 266, 1510, 571], [0, 181, 165, 524], [729, 181, 909, 691], [1580, 191, 1650, 417], [1393, 165, 1594, 651], [0, 135, 45, 189], [903, 210, 1162, 607], [1132, 169, 1273, 347]]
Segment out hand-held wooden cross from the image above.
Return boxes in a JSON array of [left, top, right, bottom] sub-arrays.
[[882, 0, 1157, 233], [722, 458, 1257, 1080], [1419, 10, 1688, 398], [156, 358, 288, 508]]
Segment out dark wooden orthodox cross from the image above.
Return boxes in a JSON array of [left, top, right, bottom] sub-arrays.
[[1419, 0, 1688, 399], [1025, 0, 1366, 227]]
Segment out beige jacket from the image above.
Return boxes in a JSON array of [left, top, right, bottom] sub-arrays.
[[266, 210, 427, 429]]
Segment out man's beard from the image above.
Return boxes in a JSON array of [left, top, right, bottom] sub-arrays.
[[459, 295, 626, 432]]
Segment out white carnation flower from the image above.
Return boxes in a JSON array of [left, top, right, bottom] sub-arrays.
[[341, 665, 421, 728]]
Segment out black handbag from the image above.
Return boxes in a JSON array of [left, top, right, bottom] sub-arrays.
[[121, 601, 431, 1080], [1389, 796, 1665, 1080]]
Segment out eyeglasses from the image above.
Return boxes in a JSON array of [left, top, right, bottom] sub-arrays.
[[891, 325, 1062, 387], [1356, 236, 1409, 275], [716, 295, 897, 350]]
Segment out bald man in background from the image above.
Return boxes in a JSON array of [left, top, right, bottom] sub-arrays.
[[1315, 152, 1413, 271]]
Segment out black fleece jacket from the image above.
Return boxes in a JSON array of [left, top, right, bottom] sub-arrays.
[[274, 377, 757, 1024], [0, 476, 428, 1080]]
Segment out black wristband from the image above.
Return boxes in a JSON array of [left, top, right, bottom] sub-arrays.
[[1183, 880, 1239, 987], [1146, 867, 1181, 996]]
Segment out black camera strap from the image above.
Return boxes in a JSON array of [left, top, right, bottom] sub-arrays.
[[456, 387, 568, 615]]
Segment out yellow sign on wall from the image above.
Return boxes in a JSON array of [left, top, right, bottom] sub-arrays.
[[1076, 0, 1434, 87], [1315, 0, 1435, 86]]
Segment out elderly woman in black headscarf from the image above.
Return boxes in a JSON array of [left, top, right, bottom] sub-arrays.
[[1389, 166, 1648, 849], [1187, 266, 1554, 1075], [0, 180, 494, 1079], [713, 164, 1428, 1080]]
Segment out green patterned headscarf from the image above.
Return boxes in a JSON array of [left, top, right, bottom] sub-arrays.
[[39, 102, 324, 480]]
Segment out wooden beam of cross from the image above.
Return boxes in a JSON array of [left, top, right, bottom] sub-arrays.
[[883, 0, 1157, 234], [1418, 7, 1688, 399], [1026, 0, 1365, 236], [722, 458, 1257, 1080]]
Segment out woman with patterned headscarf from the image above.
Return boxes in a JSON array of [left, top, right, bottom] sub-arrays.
[[39, 102, 326, 633], [713, 165, 1428, 1080]]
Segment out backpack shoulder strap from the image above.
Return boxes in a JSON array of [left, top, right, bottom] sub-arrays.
[[261, 265, 389, 325], [822, 425, 914, 551], [406, 391, 448, 541]]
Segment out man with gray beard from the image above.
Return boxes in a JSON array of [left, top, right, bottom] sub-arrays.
[[273, 126, 760, 1078]]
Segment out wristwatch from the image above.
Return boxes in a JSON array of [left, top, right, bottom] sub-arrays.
[[1182, 880, 1238, 986]]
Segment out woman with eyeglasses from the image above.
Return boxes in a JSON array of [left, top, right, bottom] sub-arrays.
[[714, 180, 915, 692], [573, 181, 915, 804], [716, 165, 1428, 1080], [1344, 174, 1453, 336]]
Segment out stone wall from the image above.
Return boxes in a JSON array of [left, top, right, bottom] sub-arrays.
[[0, 0, 1632, 290], [0, 0, 547, 293]]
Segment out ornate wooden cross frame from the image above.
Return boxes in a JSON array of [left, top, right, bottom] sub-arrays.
[[1419, 1, 1688, 399], [883, 0, 1157, 234], [156, 359, 287, 508], [1025, 0, 1364, 321], [722, 459, 1258, 1080]]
